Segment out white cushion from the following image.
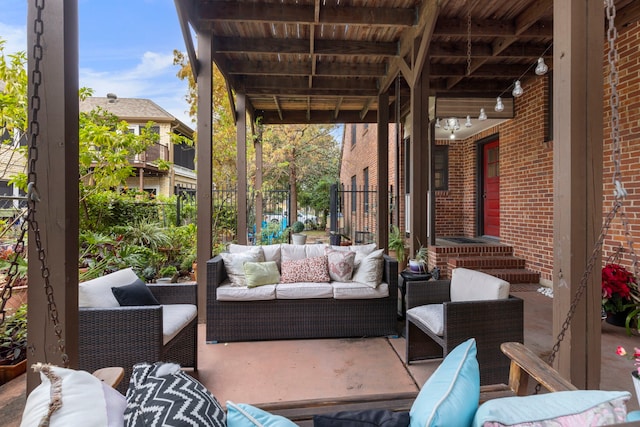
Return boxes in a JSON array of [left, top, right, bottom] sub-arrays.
[[20, 364, 126, 427], [229, 243, 282, 268], [407, 304, 444, 335], [349, 243, 377, 267], [450, 267, 510, 302], [305, 243, 328, 258], [221, 248, 264, 286], [351, 249, 384, 287], [78, 268, 140, 308], [216, 283, 277, 301], [162, 304, 197, 345], [275, 282, 334, 299], [332, 281, 389, 299], [281, 243, 307, 261]]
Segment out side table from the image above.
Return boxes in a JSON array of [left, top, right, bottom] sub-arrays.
[[398, 270, 432, 320]]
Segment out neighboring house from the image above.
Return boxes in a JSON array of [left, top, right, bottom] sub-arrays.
[[0, 130, 27, 217], [341, 20, 640, 286], [79, 95, 196, 197]]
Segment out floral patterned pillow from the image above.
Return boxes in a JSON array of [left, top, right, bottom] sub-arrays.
[[280, 256, 330, 283], [325, 249, 356, 282]]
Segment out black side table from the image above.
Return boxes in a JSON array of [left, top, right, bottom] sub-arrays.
[[398, 270, 432, 320]]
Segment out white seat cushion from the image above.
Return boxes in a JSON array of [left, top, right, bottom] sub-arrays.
[[407, 304, 444, 336], [216, 283, 276, 301], [450, 268, 510, 302], [79, 268, 140, 308], [275, 282, 333, 299], [162, 304, 197, 345], [332, 281, 389, 299]]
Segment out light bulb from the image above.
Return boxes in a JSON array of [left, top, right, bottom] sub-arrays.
[[465, 115, 472, 127], [449, 132, 456, 140], [494, 97, 504, 112], [435, 118, 441, 128], [535, 57, 548, 76], [512, 80, 523, 97], [478, 108, 487, 121]]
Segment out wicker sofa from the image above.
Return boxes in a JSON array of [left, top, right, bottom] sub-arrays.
[[77, 268, 198, 393], [206, 243, 399, 343]]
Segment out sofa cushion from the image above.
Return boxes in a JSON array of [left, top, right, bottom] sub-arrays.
[[79, 267, 140, 308], [450, 268, 510, 302], [281, 243, 307, 261], [227, 401, 297, 427], [409, 338, 479, 427], [325, 249, 356, 282], [281, 256, 330, 283], [111, 278, 160, 306], [276, 282, 334, 299], [352, 249, 384, 287], [306, 243, 328, 258], [244, 261, 280, 288], [217, 283, 277, 301], [162, 304, 197, 345], [332, 281, 389, 299], [472, 390, 630, 427], [314, 409, 410, 427], [406, 304, 443, 335], [230, 244, 281, 268], [221, 248, 264, 287]]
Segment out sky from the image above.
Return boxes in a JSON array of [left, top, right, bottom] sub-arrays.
[[0, 0, 194, 129]]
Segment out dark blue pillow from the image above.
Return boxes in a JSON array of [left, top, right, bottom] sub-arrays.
[[313, 409, 409, 427], [111, 279, 160, 306]]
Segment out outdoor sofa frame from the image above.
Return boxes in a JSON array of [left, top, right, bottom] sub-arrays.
[[205, 254, 399, 343]]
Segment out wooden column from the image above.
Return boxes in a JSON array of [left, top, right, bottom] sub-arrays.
[[236, 93, 248, 245], [26, 0, 79, 392], [377, 93, 389, 251], [552, 0, 603, 389], [409, 64, 429, 256], [196, 29, 213, 321]]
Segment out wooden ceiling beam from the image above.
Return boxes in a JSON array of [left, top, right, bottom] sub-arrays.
[[273, 96, 283, 121], [617, 1, 640, 30], [430, 63, 527, 78], [215, 37, 397, 57], [246, 88, 379, 97], [359, 98, 375, 120], [257, 109, 378, 125], [226, 61, 386, 77], [434, 18, 553, 37], [429, 42, 551, 59], [243, 76, 378, 91], [333, 97, 343, 120]]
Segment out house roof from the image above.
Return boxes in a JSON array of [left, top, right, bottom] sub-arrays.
[[175, 0, 640, 125], [79, 96, 194, 137]]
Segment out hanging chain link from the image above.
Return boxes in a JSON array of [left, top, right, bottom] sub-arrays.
[[466, 9, 472, 76], [0, 0, 69, 367]]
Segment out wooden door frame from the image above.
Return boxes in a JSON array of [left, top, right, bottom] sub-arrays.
[[475, 134, 499, 237]]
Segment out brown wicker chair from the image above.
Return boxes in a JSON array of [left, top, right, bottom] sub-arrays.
[[405, 272, 523, 386], [78, 282, 198, 393]]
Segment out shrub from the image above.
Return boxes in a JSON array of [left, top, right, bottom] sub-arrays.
[[292, 221, 305, 233]]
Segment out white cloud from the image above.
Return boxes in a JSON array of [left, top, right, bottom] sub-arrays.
[[0, 23, 27, 54]]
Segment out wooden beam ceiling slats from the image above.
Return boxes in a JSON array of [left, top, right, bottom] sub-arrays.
[[214, 37, 397, 57], [244, 76, 378, 91], [434, 18, 553, 38], [226, 62, 387, 77]]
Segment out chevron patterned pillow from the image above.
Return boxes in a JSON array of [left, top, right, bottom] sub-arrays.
[[124, 362, 226, 427]]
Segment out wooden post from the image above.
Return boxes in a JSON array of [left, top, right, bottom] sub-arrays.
[[236, 93, 248, 245], [196, 29, 213, 321], [377, 93, 389, 251], [26, 0, 79, 392], [552, 0, 603, 389]]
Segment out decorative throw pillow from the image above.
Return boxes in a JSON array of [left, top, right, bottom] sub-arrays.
[[409, 338, 480, 427], [111, 278, 160, 306], [79, 267, 141, 308], [20, 363, 126, 427], [227, 401, 298, 427], [325, 248, 356, 282], [244, 261, 281, 288], [221, 247, 264, 286], [124, 362, 225, 427], [280, 256, 330, 283], [314, 409, 410, 427], [351, 249, 384, 287]]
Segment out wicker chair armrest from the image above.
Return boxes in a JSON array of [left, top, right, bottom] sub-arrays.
[[79, 306, 163, 348], [443, 296, 523, 336], [207, 255, 226, 304], [406, 279, 451, 309], [382, 254, 398, 295], [148, 283, 196, 305]]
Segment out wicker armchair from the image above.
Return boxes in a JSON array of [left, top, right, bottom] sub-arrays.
[[78, 282, 198, 393], [405, 270, 523, 385]]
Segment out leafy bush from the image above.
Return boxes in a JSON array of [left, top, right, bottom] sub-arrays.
[[0, 304, 27, 365], [292, 221, 305, 233]]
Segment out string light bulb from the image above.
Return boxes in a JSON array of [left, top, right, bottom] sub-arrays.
[[535, 57, 548, 76], [465, 115, 472, 127], [478, 108, 487, 121], [494, 97, 504, 112], [435, 118, 441, 128], [512, 80, 523, 97]]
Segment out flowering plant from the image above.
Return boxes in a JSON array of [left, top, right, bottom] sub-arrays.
[[602, 263, 639, 314], [616, 346, 640, 376]]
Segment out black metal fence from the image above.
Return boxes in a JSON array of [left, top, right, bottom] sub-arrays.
[[329, 184, 377, 245]]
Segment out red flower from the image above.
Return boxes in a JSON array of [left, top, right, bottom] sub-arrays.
[[602, 263, 637, 314]]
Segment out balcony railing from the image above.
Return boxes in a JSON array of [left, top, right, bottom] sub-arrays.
[[130, 143, 169, 165]]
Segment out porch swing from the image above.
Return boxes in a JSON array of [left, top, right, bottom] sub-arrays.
[[1, 0, 638, 425]]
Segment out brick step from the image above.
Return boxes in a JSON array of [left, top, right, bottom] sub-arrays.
[[476, 268, 540, 284], [449, 256, 525, 270]]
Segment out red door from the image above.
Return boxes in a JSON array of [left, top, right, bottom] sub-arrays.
[[483, 140, 500, 237]]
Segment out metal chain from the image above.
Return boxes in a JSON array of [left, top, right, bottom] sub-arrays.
[[466, 9, 472, 76]]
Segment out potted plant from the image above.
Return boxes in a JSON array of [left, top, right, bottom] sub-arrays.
[[388, 225, 408, 270], [158, 265, 179, 283], [408, 244, 428, 273], [602, 263, 640, 327], [0, 303, 27, 385], [291, 221, 307, 245]]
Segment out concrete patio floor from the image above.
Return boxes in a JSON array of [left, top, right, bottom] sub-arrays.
[[2, 288, 640, 425]]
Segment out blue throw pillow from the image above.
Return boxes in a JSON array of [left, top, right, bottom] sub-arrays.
[[227, 401, 298, 427], [409, 338, 480, 427]]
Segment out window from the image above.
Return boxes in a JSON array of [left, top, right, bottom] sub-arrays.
[[351, 175, 357, 212], [363, 167, 369, 213], [351, 125, 356, 147], [404, 138, 410, 193], [433, 145, 449, 191]]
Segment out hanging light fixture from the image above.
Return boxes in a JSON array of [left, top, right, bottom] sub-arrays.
[[535, 57, 548, 75], [494, 97, 504, 112], [512, 80, 523, 97], [435, 118, 441, 128], [478, 108, 487, 121], [465, 115, 472, 127], [441, 117, 461, 139]]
